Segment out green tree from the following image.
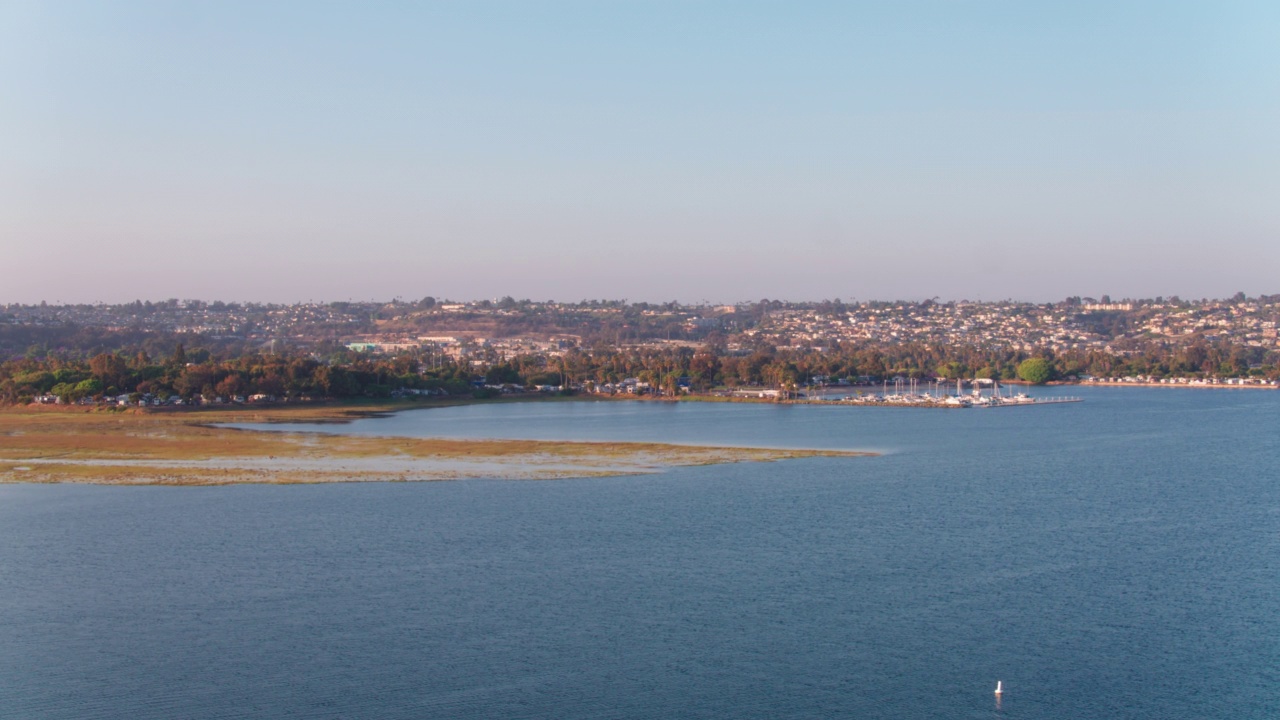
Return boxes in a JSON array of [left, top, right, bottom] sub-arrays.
[[935, 362, 966, 380], [1016, 358, 1053, 384], [485, 364, 521, 385]]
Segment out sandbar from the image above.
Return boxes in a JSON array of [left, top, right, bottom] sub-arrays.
[[0, 404, 868, 485]]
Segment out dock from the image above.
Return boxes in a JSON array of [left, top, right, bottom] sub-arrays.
[[803, 378, 1082, 408]]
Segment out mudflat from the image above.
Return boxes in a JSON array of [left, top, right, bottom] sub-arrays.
[[0, 404, 867, 485]]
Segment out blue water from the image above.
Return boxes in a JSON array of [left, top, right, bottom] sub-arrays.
[[2, 388, 1278, 718]]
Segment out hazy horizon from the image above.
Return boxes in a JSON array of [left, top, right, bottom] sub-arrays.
[[4, 2, 1278, 305], [4, 291, 1269, 308]]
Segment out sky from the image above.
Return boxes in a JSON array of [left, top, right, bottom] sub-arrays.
[[2, 1, 1278, 305]]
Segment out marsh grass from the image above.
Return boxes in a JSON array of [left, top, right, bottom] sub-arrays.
[[0, 405, 868, 485]]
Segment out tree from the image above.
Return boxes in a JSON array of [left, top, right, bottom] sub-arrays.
[[661, 372, 681, 397], [690, 350, 720, 389], [174, 366, 216, 398], [73, 378, 104, 398], [935, 362, 966, 380], [215, 375, 245, 399], [1016, 358, 1053, 384], [89, 352, 129, 391], [485, 364, 521, 385]]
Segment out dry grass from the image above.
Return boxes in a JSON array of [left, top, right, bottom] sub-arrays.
[[0, 404, 868, 486]]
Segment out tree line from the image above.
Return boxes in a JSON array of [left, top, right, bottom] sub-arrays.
[[2, 335, 1276, 406]]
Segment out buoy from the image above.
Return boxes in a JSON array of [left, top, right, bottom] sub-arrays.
[[995, 680, 1003, 695]]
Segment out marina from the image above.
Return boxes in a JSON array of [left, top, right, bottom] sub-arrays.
[[806, 378, 1083, 408]]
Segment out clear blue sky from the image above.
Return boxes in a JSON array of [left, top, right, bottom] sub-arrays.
[[2, 1, 1277, 304]]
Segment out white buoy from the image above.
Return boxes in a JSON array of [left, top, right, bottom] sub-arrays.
[[995, 680, 1003, 695]]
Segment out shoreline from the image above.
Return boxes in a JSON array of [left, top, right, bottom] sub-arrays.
[[1077, 381, 1277, 390], [6, 374, 1275, 429]]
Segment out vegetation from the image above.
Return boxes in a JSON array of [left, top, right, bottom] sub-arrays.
[[1016, 358, 1053, 385], [2, 331, 1278, 407], [5, 294, 1279, 405], [0, 406, 866, 485], [0, 345, 468, 405]]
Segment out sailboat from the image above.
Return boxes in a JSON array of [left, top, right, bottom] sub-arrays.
[[994, 680, 1003, 695]]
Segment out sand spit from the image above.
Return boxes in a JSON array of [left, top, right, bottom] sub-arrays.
[[0, 405, 868, 485]]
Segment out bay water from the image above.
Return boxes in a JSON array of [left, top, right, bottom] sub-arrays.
[[2, 387, 1277, 718]]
